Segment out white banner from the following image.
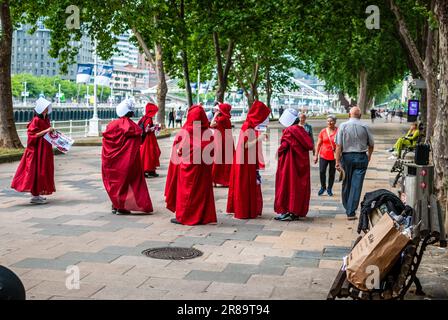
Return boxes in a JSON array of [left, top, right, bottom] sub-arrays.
[[76, 64, 93, 84], [95, 65, 114, 87]]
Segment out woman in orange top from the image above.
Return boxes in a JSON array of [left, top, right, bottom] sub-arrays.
[[314, 115, 338, 197]]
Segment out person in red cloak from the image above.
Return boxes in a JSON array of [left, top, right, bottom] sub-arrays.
[[102, 99, 153, 215], [138, 102, 161, 178], [210, 103, 235, 187], [226, 100, 271, 219], [11, 97, 56, 204], [274, 108, 314, 221], [164, 104, 217, 225]]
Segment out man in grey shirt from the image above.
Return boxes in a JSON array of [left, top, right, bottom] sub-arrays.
[[335, 106, 374, 220]]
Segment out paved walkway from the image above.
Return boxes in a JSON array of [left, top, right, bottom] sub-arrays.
[[0, 119, 446, 300]]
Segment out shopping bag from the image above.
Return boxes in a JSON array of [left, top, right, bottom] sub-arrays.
[[346, 213, 411, 291]]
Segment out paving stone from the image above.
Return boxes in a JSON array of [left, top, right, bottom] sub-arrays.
[[260, 256, 320, 269], [207, 232, 258, 241], [56, 251, 121, 263], [223, 263, 286, 276], [293, 250, 323, 259], [184, 270, 251, 284], [171, 236, 226, 247], [12, 258, 81, 271]]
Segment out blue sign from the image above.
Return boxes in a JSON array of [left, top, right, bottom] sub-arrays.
[[408, 100, 419, 116]]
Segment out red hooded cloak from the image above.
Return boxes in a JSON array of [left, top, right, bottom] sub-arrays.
[[102, 117, 153, 213], [164, 105, 216, 225], [274, 125, 314, 217], [11, 116, 55, 196], [138, 103, 161, 173], [226, 100, 271, 219], [211, 103, 235, 186]]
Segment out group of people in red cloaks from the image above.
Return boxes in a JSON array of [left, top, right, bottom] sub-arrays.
[[11, 97, 314, 225]]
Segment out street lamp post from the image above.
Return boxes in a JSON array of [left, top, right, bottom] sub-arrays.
[[58, 83, 61, 106], [88, 39, 101, 136], [22, 82, 28, 106]]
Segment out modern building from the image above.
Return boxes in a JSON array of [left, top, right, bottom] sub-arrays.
[[137, 52, 158, 88], [11, 20, 93, 80], [110, 64, 150, 99], [102, 32, 139, 68]]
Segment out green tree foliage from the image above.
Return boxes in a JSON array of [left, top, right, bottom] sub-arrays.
[[11, 74, 110, 101]]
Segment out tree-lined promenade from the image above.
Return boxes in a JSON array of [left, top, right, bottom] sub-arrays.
[[0, 1, 447, 203]]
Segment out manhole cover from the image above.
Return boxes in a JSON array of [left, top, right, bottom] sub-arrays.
[[142, 247, 203, 260]]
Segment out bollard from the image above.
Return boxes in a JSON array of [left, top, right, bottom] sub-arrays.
[[69, 120, 73, 137]]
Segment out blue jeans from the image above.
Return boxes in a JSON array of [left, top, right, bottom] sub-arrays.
[[341, 153, 368, 217]]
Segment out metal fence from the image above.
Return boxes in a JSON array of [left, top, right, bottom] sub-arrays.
[[15, 118, 141, 144]]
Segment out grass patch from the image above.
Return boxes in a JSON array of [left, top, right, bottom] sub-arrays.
[[308, 113, 350, 120], [0, 147, 24, 157]]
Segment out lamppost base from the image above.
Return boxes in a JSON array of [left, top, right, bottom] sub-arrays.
[[87, 117, 101, 137]]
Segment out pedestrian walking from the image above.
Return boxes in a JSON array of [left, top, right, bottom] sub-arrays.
[[274, 108, 314, 221], [165, 105, 217, 225], [335, 106, 374, 220], [314, 115, 338, 197], [370, 108, 376, 124], [102, 99, 153, 215], [397, 109, 404, 123], [11, 98, 56, 204], [227, 100, 271, 219], [175, 107, 184, 127], [138, 103, 161, 178], [168, 108, 175, 128]]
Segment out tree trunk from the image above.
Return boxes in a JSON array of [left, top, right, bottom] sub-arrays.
[[424, 4, 438, 139], [0, 0, 22, 148], [179, 0, 192, 107], [132, 26, 166, 128], [338, 92, 351, 112], [266, 68, 272, 109], [433, 0, 448, 216], [213, 34, 234, 103], [154, 42, 167, 128], [358, 68, 368, 114], [390, 0, 438, 139], [181, 50, 193, 107]]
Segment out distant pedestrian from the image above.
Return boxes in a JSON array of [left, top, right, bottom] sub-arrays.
[[279, 105, 284, 117], [335, 106, 374, 220], [175, 107, 184, 127], [168, 108, 175, 128], [11, 98, 56, 204], [314, 115, 338, 197], [370, 108, 376, 124], [397, 109, 404, 123]]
